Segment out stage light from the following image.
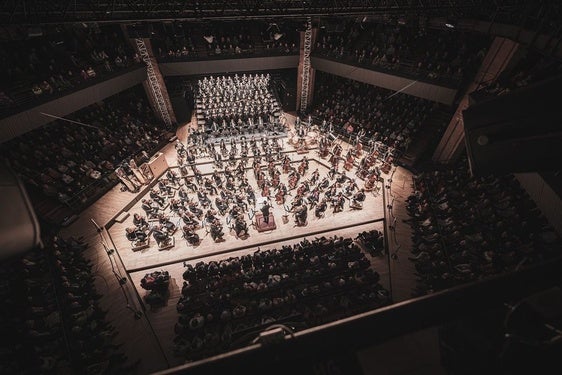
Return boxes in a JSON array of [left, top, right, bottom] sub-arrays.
[[445, 22, 455, 29], [273, 33, 284, 41], [203, 35, 214, 43]]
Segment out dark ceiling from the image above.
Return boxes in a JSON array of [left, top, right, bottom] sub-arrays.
[[0, 0, 555, 27]]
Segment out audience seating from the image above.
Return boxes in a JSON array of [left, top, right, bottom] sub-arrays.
[[0, 236, 130, 374], [152, 20, 299, 62], [0, 24, 139, 116], [406, 159, 561, 296], [313, 20, 489, 86], [311, 72, 433, 153], [174, 236, 390, 360], [0, 86, 169, 209]]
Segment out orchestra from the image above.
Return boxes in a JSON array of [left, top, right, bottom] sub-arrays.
[[122, 101, 396, 253]]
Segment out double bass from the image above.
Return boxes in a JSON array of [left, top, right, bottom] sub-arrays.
[[275, 188, 286, 205], [261, 181, 271, 198], [344, 150, 355, 171], [364, 173, 379, 191], [282, 156, 291, 174], [318, 137, 330, 158], [288, 172, 299, 190]]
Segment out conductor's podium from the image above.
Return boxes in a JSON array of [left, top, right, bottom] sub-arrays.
[[255, 213, 276, 232]]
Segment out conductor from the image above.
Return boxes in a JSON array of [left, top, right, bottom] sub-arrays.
[[261, 201, 271, 224]]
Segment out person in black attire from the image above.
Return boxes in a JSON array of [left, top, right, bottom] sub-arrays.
[[133, 213, 148, 230], [261, 201, 271, 224], [150, 188, 166, 207]]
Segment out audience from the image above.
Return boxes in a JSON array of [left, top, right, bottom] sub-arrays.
[[152, 21, 299, 61], [311, 72, 434, 152], [406, 158, 560, 296], [0, 86, 169, 208], [0, 24, 140, 115], [314, 20, 489, 86], [356, 230, 385, 257], [174, 236, 390, 360], [0, 236, 130, 374]]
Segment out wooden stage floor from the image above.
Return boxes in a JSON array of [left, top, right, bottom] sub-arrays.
[[107, 154, 385, 273]]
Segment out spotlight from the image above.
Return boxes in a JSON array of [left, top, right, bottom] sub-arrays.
[[273, 33, 284, 41], [203, 35, 214, 43], [444, 18, 457, 29]]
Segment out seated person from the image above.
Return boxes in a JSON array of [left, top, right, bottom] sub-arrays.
[[315, 198, 328, 218], [158, 179, 174, 195], [337, 171, 348, 184], [234, 193, 248, 211], [344, 179, 358, 196], [125, 226, 148, 243], [159, 214, 177, 233], [205, 209, 218, 224], [166, 169, 180, 184], [332, 192, 346, 213], [150, 188, 166, 207], [169, 198, 185, 212], [294, 204, 308, 226], [141, 199, 159, 217], [178, 187, 190, 202], [133, 213, 149, 230], [351, 189, 366, 208], [246, 185, 256, 205], [188, 200, 203, 219], [215, 197, 229, 216], [233, 215, 248, 237], [180, 210, 198, 227], [184, 177, 198, 193], [197, 191, 211, 207], [203, 177, 218, 195], [152, 225, 171, 246], [182, 225, 200, 245], [209, 219, 224, 242]]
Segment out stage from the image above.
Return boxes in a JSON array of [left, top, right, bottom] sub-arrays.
[[107, 153, 385, 273]]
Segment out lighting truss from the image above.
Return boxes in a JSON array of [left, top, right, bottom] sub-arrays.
[[135, 38, 172, 128], [299, 17, 312, 112]]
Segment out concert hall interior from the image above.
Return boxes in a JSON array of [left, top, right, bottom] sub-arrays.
[[1, 2, 561, 375]]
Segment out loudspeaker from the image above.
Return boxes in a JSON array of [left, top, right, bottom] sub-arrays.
[[170, 93, 192, 124]]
